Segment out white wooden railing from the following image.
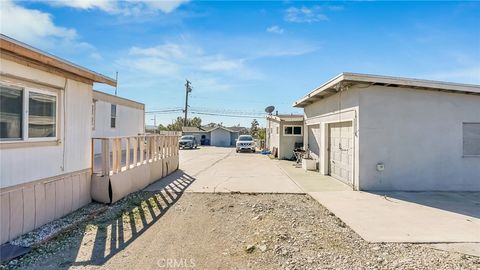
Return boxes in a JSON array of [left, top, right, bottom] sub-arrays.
[[92, 134, 179, 176]]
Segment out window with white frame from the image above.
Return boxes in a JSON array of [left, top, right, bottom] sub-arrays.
[[276, 127, 279, 134], [0, 85, 57, 141], [110, 104, 116, 128], [463, 123, 480, 156], [284, 125, 302, 136]]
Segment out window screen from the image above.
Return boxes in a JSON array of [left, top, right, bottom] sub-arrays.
[[463, 123, 480, 156], [0, 87, 23, 140], [29, 92, 56, 138]]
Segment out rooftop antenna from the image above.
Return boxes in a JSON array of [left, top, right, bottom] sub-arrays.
[[115, 71, 118, 95]]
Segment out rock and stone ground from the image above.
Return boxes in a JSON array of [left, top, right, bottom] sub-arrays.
[[3, 192, 478, 270]]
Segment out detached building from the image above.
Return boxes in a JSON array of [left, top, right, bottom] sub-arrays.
[[266, 114, 304, 160], [182, 126, 240, 147], [92, 90, 145, 138], [294, 72, 480, 191], [91, 90, 145, 159], [0, 35, 116, 244]]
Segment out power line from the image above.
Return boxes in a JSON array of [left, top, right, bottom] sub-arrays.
[[145, 109, 183, 114], [190, 111, 262, 119]]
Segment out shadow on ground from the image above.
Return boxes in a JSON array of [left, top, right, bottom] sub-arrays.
[[28, 170, 196, 269], [372, 191, 480, 219]]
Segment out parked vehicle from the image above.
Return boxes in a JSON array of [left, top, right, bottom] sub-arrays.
[[179, 135, 198, 149], [236, 135, 256, 153]]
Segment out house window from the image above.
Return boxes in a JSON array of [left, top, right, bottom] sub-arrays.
[[463, 123, 480, 156], [284, 125, 302, 136], [0, 86, 23, 140], [28, 92, 56, 138], [110, 104, 116, 128], [276, 127, 279, 134], [0, 85, 58, 142]]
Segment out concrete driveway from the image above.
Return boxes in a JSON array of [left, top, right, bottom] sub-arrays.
[[146, 147, 303, 193]]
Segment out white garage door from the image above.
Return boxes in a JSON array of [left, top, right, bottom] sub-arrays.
[[210, 128, 231, 147], [328, 121, 353, 186]]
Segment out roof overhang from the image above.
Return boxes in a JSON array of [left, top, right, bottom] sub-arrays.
[[0, 34, 116, 86], [293, 72, 480, 108], [93, 90, 144, 110], [266, 115, 304, 122]]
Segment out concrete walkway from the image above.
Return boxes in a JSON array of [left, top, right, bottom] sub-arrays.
[[309, 191, 480, 243], [275, 160, 351, 192]]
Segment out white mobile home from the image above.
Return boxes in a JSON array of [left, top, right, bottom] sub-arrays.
[[266, 114, 304, 160], [294, 72, 480, 191], [0, 35, 116, 244], [92, 90, 144, 155], [92, 90, 144, 138]]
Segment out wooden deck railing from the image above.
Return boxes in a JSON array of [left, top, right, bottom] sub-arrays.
[[92, 134, 179, 176]]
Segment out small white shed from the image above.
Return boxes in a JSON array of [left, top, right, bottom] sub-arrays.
[[266, 114, 304, 160], [294, 72, 480, 191]]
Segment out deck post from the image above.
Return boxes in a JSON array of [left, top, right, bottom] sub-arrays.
[[101, 138, 110, 176], [140, 136, 145, 163], [133, 137, 138, 166], [125, 137, 130, 169]]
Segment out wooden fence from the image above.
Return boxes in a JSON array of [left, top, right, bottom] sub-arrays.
[[91, 134, 179, 203]]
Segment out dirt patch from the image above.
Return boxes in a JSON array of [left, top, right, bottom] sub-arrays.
[[3, 192, 479, 269]]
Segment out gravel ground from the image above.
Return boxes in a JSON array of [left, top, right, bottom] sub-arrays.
[[2, 192, 479, 270]]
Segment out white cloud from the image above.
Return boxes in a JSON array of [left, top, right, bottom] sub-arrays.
[[266, 25, 284, 34], [0, 0, 77, 46], [284, 6, 328, 23], [43, 0, 189, 15], [126, 43, 247, 73]]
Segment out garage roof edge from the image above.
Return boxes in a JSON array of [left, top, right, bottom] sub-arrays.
[[293, 72, 480, 108]]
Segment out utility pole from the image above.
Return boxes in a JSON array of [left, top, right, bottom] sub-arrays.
[[115, 71, 118, 95], [184, 79, 192, 126], [152, 115, 157, 134]]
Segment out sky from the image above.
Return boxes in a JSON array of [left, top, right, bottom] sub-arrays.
[[1, 0, 479, 127]]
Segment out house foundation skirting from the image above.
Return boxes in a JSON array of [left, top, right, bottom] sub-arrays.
[[0, 169, 91, 244], [91, 156, 179, 204]]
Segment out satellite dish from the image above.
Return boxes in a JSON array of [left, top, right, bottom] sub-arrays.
[[265, 106, 275, 114]]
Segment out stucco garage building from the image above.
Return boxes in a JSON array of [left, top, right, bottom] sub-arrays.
[[182, 126, 240, 147], [266, 114, 304, 160], [294, 72, 480, 191]]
